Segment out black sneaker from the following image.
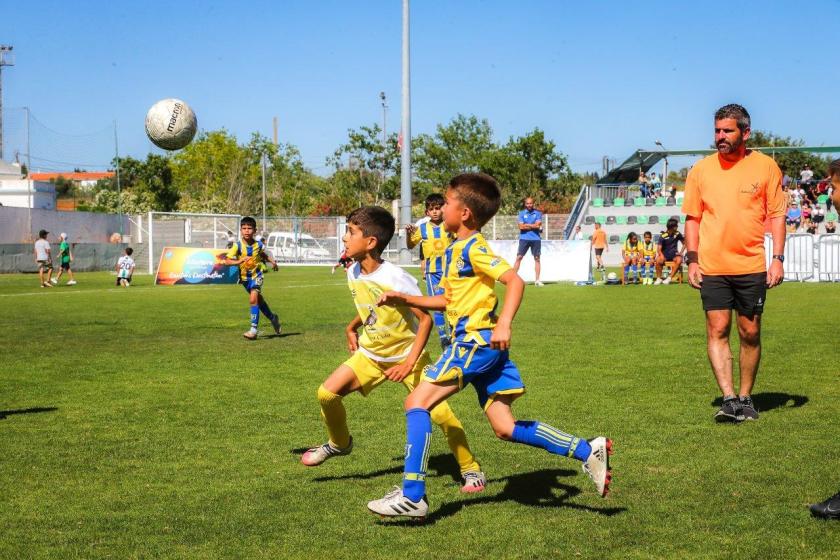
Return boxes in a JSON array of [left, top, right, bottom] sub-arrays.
[[810, 491, 840, 520], [739, 396, 759, 421], [714, 396, 743, 423]]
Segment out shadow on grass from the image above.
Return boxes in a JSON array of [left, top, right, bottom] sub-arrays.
[[711, 392, 808, 412], [296, 453, 462, 485], [263, 332, 302, 339], [379, 468, 626, 526], [0, 407, 58, 420]]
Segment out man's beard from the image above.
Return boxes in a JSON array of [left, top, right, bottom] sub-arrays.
[[717, 137, 743, 154]]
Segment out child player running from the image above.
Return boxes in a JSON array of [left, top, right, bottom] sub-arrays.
[[368, 173, 612, 518], [300, 206, 486, 493], [406, 193, 455, 349], [220, 216, 281, 340]]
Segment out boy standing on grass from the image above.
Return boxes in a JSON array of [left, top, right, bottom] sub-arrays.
[[34, 229, 54, 288], [301, 206, 486, 493], [219, 217, 281, 340], [809, 158, 840, 520], [52, 233, 77, 286], [116, 247, 136, 287], [367, 173, 612, 518], [406, 193, 454, 348]]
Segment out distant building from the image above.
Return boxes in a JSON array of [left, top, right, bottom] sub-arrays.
[[0, 161, 56, 209], [30, 171, 114, 189]]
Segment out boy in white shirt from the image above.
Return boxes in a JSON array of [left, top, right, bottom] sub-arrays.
[[33, 229, 54, 288], [116, 247, 136, 287]]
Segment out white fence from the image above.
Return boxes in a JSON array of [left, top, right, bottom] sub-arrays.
[[763, 233, 840, 282]]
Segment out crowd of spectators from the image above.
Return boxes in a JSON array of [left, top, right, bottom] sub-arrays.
[[783, 166, 836, 235]]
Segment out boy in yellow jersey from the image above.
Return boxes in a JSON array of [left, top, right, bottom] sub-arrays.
[[219, 217, 281, 340], [368, 174, 612, 518], [621, 231, 642, 284], [300, 206, 486, 493], [406, 193, 455, 348], [639, 231, 657, 285]]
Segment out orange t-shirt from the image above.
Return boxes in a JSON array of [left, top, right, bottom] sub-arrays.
[[591, 229, 607, 249], [681, 151, 785, 275]]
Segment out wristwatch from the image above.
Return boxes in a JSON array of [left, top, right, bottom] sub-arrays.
[[772, 254, 785, 262]]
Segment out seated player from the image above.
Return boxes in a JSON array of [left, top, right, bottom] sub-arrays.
[[639, 231, 657, 285], [219, 217, 281, 340], [367, 173, 611, 519], [621, 232, 642, 284], [654, 218, 685, 285], [406, 193, 455, 348], [115, 247, 135, 287], [301, 206, 485, 493]]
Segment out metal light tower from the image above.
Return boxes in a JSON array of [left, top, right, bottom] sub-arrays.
[[0, 45, 15, 161], [399, 0, 412, 264], [380, 91, 387, 151]]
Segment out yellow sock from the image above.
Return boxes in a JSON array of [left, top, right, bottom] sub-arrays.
[[430, 401, 480, 474], [317, 384, 351, 449]]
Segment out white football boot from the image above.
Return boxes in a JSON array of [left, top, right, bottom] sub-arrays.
[[300, 437, 353, 466], [582, 436, 613, 497], [367, 485, 428, 519]]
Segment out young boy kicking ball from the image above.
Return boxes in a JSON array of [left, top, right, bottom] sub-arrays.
[[368, 173, 613, 518]]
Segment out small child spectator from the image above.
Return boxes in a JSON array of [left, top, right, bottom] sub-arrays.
[[826, 221, 836, 234], [786, 204, 802, 232], [805, 219, 817, 235], [116, 247, 136, 287]]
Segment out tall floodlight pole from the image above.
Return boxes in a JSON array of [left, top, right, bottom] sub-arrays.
[[399, 0, 412, 264], [261, 152, 267, 234], [25, 105, 31, 237], [380, 91, 387, 151], [114, 121, 123, 235], [0, 45, 14, 161]]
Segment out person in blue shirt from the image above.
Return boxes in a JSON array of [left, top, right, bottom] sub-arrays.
[[514, 197, 544, 287]]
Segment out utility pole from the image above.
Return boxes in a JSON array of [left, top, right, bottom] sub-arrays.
[[0, 45, 15, 161], [114, 121, 123, 235], [273, 116, 278, 146], [380, 91, 387, 151], [399, 0, 412, 264]]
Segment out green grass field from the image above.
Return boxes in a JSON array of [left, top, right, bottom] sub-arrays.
[[1, 268, 838, 559]]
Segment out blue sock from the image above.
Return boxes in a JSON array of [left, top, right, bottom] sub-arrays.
[[624, 265, 630, 279], [631, 265, 637, 278], [258, 299, 274, 319], [250, 305, 259, 329], [511, 420, 591, 462], [647, 265, 654, 279], [402, 408, 432, 502]]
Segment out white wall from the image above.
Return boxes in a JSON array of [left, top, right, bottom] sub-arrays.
[[0, 180, 56, 210]]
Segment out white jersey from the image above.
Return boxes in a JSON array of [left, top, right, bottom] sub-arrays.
[[117, 255, 135, 278], [346, 261, 422, 362], [34, 239, 51, 261]]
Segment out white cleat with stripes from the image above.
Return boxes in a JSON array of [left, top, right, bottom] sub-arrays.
[[367, 485, 428, 519]]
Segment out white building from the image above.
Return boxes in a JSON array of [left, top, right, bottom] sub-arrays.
[[0, 161, 56, 210]]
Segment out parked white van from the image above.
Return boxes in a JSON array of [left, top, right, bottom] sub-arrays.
[[265, 231, 331, 262]]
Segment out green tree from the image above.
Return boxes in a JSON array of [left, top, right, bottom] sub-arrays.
[[330, 124, 400, 204]]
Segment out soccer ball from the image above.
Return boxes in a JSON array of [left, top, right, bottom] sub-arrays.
[[607, 272, 618, 281], [144, 98, 197, 151]]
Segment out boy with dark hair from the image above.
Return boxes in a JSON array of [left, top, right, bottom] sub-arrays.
[[406, 193, 454, 348], [220, 217, 281, 340], [301, 206, 485, 493], [640, 231, 657, 285], [34, 229, 53, 288], [368, 173, 612, 518], [116, 247, 135, 287], [655, 218, 685, 285]]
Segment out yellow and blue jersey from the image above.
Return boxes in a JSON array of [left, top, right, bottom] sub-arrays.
[[439, 232, 512, 345], [408, 221, 454, 275], [640, 240, 656, 259], [622, 239, 642, 257], [226, 239, 268, 283], [347, 261, 423, 362]]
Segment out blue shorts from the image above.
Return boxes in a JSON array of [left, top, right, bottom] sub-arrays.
[[423, 340, 525, 410], [241, 277, 263, 293], [517, 239, 541, 258]]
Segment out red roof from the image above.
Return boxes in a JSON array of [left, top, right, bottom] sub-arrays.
[[30, 171, 114, 181]]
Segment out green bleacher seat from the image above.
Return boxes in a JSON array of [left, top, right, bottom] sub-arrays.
[[616, 215, 628, 225], [680, 215, 686, 224], [658, 215, 669, 224], [592, 198, 604, 207], [827, 212, 839, 222], [634, 197, 645, 207], [595, 215, 607, 224], [655, 197, 667, 207], [817, 194, 829, 205], [636, 215, 647, 224], [613, 197, 625, 207], [619, 234, 627, 243]]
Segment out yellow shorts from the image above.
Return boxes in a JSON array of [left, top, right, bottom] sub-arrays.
[[343, 351, 432, 396]]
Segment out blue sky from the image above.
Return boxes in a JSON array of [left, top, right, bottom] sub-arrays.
[[3, 0, 839, 175]]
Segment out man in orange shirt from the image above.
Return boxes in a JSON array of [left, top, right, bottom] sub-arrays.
[[682, 104, 786, 423], [591, 222, 608, 272]]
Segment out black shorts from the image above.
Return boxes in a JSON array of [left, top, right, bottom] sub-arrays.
[[594, 248, 604, 256], [662, 250, 680, 261], [517, 239, 541, 257], [60, 262, 71, 270], [700, 273, 766, 316]]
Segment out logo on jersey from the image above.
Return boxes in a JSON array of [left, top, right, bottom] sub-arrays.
[[364, 305, 378, 327], [490, 258, 501, 267], [456, 256, 465, 270], [457, 346, 467, 358]]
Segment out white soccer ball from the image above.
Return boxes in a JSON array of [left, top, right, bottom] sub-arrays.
[[144, 98, 197, 151], [607, 272, 617, 281]]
